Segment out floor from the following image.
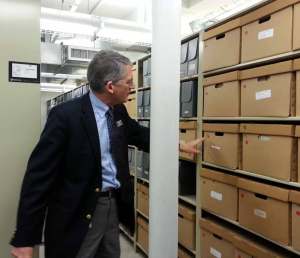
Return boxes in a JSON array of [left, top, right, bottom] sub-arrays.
[[120, 234, 145, 258]]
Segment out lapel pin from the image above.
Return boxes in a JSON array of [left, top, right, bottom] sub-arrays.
[[116, 120, 123, 127]]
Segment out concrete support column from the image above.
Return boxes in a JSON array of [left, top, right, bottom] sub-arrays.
[[149, 1, 181, 258]]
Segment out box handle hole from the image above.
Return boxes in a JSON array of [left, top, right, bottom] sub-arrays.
[[216, 33, 225, 40], [254, 193, 268, 200], [215, 83, 223, 88], [257, 76, 270, 82], [259, 15, 271, 24], [212, 234, 223, 240], [180, 129, 187, 133], [215, 132, 224, 136]]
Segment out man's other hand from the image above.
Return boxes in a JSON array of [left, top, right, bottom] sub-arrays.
[[179, 138, 204, 154], [11, 247, 33, 258]]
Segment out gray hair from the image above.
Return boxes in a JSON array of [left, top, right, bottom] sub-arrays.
[[87, 50, 131, 92]]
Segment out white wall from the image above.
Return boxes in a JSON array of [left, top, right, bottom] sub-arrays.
[[0, 0, 41, 256]]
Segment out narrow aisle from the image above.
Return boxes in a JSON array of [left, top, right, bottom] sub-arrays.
[[120, 235, 145, 258]]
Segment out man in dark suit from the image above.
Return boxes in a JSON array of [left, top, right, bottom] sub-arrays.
[[10, 50, 201, 258]]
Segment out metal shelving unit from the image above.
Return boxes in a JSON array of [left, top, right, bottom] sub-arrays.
[[180, 74, 198, 82], [179, 117, 198, 121], [120, 225, 134, 242], [202, 161, 300, 189], [195, 31, 204, 258], [137, 177, 149, 184], [203, 49, 300, 77], [178, 195, 196, 207], [137, 86, 151, 91], [137, 210, 149, 220], [197, 1, 300, 256], [136, 243, 148, 256], [203, 116, 300, 122]]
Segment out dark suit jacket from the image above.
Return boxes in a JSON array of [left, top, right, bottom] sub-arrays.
[[11, 93, 150, 258]]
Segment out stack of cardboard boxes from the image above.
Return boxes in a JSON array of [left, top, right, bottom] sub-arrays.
[[178, 34, 200, 258], [201, 0, 300, 256]]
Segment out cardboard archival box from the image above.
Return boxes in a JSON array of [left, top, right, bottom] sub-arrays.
[[295, 59, 300, 116], [137, 182, 149, 217], [240, 124, 296, 181], [203, 17, 240, 41], [296, 71, 300, 116], [124, 95, 137, 118], [137, 216, 148, 253], [238, 178, 290, 245], [203, 71, 240, 117], [200, 218, 285, 258], [178, 204, 196, 251], [203, 27, 240, 72], [203, 0, 300, 39], [241, 7, 293, 63], [234, 249, 253, 258], [296, 126, 300, 182], [240, 0, 300, 26], [240, 61, 295, 117], [179, 121, 197, 161], [200, 219, 235, 258], [201, 228, 235, 258], [178, 246, 193, 258], [200, 168, 238, 220], [203, 123, 240, 169], [294, 3, 300, 50], [232, 234, 284, 258], [289, 190, 300, 251], [295, 58, 300, 71]]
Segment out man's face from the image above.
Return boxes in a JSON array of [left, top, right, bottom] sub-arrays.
[[111, 65, 134, 105]]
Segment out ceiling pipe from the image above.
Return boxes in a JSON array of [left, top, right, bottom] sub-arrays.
[[41, 7, 151, 33]]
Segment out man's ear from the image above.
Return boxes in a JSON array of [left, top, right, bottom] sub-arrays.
[[105, 81, 114, 94]]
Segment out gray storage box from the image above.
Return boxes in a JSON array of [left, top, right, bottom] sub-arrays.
[[136, 150, 144, 178], [143, 90, 151, 118], [143, 59, 148, 76], [180, 63, 188, 78], [187, 38, 199, 76], [180, 80, 198, 118], [180, 42, 188, 78], [187, 59, 198, 76], [142, 152, 150, 180], [143, 75, 151, 88], [137, 91, 144, 118]]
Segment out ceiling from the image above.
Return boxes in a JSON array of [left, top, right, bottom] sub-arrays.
[[41, 0, 266, 37], [40, 0, 266, 93]]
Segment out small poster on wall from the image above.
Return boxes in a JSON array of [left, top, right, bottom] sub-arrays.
[[9, 61, 40, 83]]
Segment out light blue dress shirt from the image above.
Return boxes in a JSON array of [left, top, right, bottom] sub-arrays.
[[89, 91, 120, 191]]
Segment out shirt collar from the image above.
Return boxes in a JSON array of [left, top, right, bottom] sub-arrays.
[[89, 90, 109, 118]]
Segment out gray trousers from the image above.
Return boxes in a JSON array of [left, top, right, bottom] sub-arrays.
[[76, 196, 120, 258]]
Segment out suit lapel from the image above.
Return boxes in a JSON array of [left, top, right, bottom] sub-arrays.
[[81, 93, 101, 164]]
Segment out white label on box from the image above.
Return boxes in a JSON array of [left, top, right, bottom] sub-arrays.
[[256, 89, 271, 100], [258, 28, 274, 40], [210, 247, 222, 258], [211, 145, 221, 150], [258, 135, 271, 141], [210, 191, 223, 201], [254, 209, 267, 219]]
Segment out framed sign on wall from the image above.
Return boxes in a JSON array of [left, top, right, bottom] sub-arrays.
[[9, 61, 40, 83]]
